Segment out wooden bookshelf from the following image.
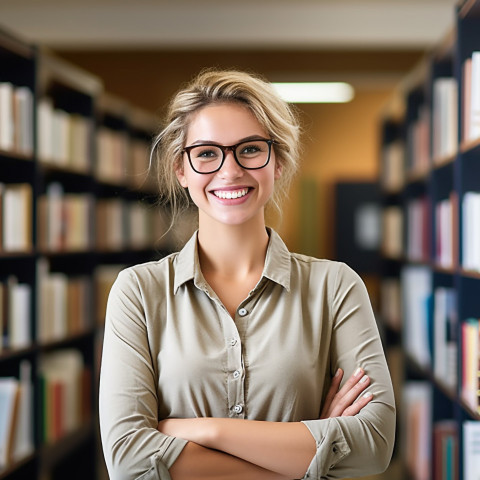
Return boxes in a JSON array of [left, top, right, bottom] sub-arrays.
[[379, 1, 480, 478], [0, 29, 171, 480]]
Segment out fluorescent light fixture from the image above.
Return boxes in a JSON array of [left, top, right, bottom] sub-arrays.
[[271, 82, 355, 103]]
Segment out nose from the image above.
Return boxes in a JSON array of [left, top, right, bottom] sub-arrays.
[[217, 150, 243, 179]]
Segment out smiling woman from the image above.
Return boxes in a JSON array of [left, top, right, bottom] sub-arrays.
[[99, 69, 396, 480]]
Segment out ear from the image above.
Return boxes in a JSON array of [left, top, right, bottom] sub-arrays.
[[175, 164, 188, 188], [274, 161, 283, 180]]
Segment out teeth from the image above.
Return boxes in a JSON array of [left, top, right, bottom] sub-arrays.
[[214, 188, 249, 199]]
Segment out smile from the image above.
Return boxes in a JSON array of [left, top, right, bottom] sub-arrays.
[[212, 188, 249, 200]]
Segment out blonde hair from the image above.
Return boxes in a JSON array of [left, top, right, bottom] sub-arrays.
[[151, 69, 301, 225]]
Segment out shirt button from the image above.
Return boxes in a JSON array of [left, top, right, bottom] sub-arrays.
[[233, 404, 243, 414], [238, 308, 248, 317], [233, 370, 241, 379], [230, 338, 237, 346]]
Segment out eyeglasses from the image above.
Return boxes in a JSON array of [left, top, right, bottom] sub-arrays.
[[182, 138, 276, 174]]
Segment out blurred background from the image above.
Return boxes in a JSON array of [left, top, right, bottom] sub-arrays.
[[0, 1, 471, 480]]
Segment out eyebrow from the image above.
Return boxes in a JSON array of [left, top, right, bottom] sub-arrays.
[[188, 135, 268, 146]]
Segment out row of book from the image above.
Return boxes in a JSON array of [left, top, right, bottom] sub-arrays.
[[403, 381, 480, 480], [0, 277, 32, 352], [381, 191, 479, 272], [95, 130, 156, 192], [401, 267, 458, 389], [96, 126, 129, 185], [0, 82, 33, 156], [38, 349, 91, 445], [0, 361, 34, 471], [0, 183, 32, 253], [37, 184, 94, 252], [37, 259, 93, 344], [1, 263, 128, 352], [97, 197, 169, 251], [37, 98, 92, 172]]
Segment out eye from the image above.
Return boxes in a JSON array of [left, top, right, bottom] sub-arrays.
[[191, 146, 221, 160], [238, 141, 265, 156]]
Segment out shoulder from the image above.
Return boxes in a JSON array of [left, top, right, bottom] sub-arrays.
[[112, 251, 180, 293]]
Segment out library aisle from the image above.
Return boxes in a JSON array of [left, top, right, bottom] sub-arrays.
[[2, 1, 480, 479]]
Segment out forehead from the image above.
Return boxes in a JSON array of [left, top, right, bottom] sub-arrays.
[[186, 102, 267, 143]]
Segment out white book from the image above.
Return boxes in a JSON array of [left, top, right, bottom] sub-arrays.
[[0, 82, 14, 151], [463, 421, 480, 480], [462, 192, 480, 271], [8, 280, 31, 349], [470, 52, 480, 141]]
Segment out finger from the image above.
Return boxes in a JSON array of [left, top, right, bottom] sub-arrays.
[[320, 369, 344, 418], [342, 391, 374, 417], [335, 367, 365, 398], [328, 374, 371, 417]]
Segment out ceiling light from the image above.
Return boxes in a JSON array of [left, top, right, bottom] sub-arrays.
[[271, 82, 355, 104]]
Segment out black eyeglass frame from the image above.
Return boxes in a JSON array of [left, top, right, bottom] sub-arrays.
[[181, 138, 276, 174]]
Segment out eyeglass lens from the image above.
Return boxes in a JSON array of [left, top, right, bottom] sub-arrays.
[[187, 139, 271, 173]]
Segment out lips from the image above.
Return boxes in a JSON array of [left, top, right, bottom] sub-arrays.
[[212, 188, 250, 200]]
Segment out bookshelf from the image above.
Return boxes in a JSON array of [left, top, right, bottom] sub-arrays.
[[379, 1, 480, 479], [0, 30, 170, 480]]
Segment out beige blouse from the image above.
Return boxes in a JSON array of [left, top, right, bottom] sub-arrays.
[[99, 229, 396, 480]]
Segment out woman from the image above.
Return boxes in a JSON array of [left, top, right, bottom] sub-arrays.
[[99, 69, 396, 480]]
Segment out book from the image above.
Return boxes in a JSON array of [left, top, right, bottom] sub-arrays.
[[463, 421, 480, 480], [461, 318, 480, 413], [11, 361, 34, 463], [0, 82, 14, 152], [38, 349, 90, 444], [2, 183, 32, 252], [7, 277, 32, 350], [469, 52, 480, 141], [433, 420, 458, 480], [0, 377, 21, 469], [12, 86, 33, 156], [462, 191, 480, 272], [401, 265, 433, 368], [433, 287, 458, 390], [432, 77, 458, 161], [403, 382, 432, 480], [406, 196, 430, 262]]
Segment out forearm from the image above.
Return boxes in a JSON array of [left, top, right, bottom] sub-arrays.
[[170, 442, 291, 480], [160, 418, 315, 479]]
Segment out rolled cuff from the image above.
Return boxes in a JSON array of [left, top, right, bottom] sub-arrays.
[[301, 418, 350, 479], [133, 437, 188, 480]]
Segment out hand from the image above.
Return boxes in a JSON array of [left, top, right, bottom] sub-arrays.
[[320, 367, 373, 419]]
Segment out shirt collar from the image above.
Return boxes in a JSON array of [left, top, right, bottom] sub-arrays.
[[173, 227, 291, 294]]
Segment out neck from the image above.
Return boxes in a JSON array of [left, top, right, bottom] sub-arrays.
[[197, 217, 270, 278]]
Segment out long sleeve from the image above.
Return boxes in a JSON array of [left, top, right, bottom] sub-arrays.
[[301, 263, 396, 479], [99, 269, 187, 480]]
